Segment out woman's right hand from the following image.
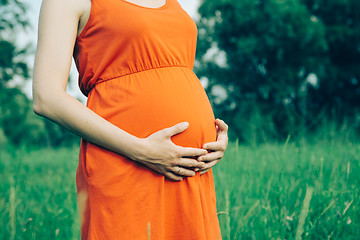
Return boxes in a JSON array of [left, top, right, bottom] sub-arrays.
[[133, 122, 207, 181]]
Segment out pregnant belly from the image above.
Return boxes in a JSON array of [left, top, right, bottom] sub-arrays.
[[86, 66, 217, 148]]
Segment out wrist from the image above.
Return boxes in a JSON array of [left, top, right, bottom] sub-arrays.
[[126, 137, 150, 163]]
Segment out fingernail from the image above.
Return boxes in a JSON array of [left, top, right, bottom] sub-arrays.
[[183, 122, 189, 127], [199, 157, 203, 161]]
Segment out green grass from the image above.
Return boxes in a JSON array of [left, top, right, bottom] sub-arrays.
[[0, 147, 79, 239], [0, 140, 359, 239], [215, 140, 360, 240]]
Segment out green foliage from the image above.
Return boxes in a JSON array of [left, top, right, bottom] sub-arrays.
[[0, 0, 28, 30], [0, 140, 359, 239], [196, 0, 360, 143], [0, 0, 30, 84], [301, 0, 360, 114], [0, 0, 79, 148], [0, 87, 35, 145], [0, 126, 8, 147], [0, 85, 79, 148], [0, 40, 29, 82]]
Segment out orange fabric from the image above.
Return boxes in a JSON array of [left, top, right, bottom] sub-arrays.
[[73, 0, 221, 239]]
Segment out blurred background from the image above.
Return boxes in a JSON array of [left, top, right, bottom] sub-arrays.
[[1, 0, 359, 239]]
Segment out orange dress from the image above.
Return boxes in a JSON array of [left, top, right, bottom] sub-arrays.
[[73, 0, 221, 239]]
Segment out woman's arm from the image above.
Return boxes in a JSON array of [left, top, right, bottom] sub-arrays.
[[33, 0, 207, 181]]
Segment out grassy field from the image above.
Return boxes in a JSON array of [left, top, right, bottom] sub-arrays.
[[0, 140, 359, 239]]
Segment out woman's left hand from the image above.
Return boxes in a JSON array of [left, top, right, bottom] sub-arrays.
[[197, 119, 228, 175]]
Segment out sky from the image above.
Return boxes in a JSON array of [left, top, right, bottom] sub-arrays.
[[20, 0, 201, 99]]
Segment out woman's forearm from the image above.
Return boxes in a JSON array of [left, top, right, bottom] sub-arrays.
[[33, 90, 144, 160]]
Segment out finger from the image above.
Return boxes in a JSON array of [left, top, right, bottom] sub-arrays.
[[202, 142, 224, 151], [216, 130, 228, 143], [215, 119, 228, 133], [176, 158, 206, 168], [199, 160, 220, 174], [165, 171, 183, 181], [200, 169, 211, 175], [170, 166, 196, 177], [215, 125, 228, 144], [163, 122, 189, 138], [179, 146, 208, 157], [198, 151, 223, 162]]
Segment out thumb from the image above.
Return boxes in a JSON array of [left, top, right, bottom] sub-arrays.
[[164, 122, 189, 138]]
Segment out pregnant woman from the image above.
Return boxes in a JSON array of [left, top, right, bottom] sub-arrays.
[[33, 0, 228, 239]]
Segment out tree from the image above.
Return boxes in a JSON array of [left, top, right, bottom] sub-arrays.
[[195, 0, 359, 142], [0, 0, 29, 85], [0, 0, 79, 148], [0, 0, 32, 146], [301, 0, 360, 117]]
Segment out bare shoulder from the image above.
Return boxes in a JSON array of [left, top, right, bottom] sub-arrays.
[[39, 0, 91, 37], [39, 0, 90, 23]]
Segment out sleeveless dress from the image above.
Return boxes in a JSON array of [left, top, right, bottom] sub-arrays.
[[73, 0, 221, 239]]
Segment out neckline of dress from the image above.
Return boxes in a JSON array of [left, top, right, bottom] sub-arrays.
[[119, 0, 168, 10]]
